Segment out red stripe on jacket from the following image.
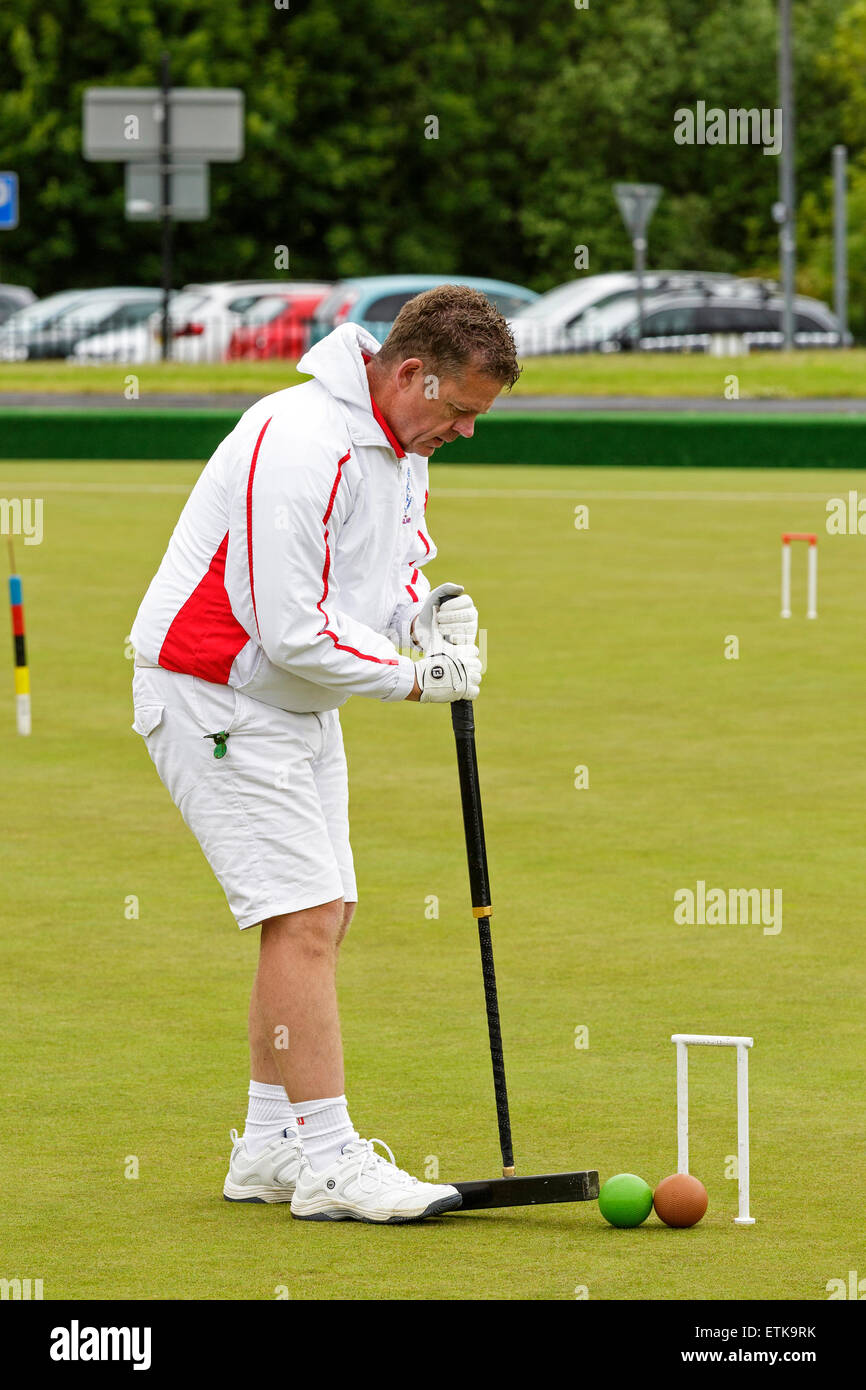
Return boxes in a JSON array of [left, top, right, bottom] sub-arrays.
[[246, 417, 273, 637], [158, 533, 249, 683], [369, 397, 406, 459], [316, 451, 398, 667]]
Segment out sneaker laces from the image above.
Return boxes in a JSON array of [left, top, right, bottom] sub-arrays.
[[350, 1138, 420, 1196]]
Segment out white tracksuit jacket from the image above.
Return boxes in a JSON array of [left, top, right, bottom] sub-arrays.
[[130, 324, 435, 713]]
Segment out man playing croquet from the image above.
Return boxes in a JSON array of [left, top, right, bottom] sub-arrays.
[[130, 285, 520, 1222]]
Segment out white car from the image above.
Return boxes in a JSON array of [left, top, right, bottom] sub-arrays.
[[75, 280, 320, 364], [73, 326, 162, 364], [160, 281, 322, 363], [74, 295, 179, 363], [508, 271, 748, 356]]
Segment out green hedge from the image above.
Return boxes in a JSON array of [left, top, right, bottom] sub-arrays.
[[1, 408, 865, 468]]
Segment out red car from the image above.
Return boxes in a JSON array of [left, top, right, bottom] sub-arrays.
[[227, 284, 331, 361]]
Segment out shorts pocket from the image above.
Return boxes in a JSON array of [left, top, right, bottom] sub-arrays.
[[190, 678, 243, 737], [131, 704, 165, 738]]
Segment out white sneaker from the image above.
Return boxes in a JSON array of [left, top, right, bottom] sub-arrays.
[[290, 1138, 462, 1224], [223, 1127, 304, 1203]]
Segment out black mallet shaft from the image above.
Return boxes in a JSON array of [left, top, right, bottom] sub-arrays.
[[450, 698, 514, 1177], [447, 697, 599, 1213]]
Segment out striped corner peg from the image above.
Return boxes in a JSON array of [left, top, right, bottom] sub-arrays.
[[9, 573, 31, 735]]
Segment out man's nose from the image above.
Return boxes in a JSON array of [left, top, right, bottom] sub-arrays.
[[453, 416, 476, 439]]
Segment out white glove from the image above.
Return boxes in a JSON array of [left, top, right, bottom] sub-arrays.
[[416, 645, 482, 703], [412, 583, 479, 651]]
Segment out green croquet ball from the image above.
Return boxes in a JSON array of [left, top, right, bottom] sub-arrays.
[[598, 1173, 654, 1228]]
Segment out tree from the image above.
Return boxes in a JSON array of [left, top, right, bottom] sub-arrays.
[[0, 0, 859, 338]]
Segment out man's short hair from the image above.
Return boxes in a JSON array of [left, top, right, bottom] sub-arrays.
[[377, 284, 521, 388]]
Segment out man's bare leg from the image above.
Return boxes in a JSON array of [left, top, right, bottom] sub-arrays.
[[234, 897, 461, 1219], [249, 899, 356, 1099]]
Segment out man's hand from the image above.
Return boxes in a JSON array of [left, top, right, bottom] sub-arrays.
[[410, 645, 482, 703], [412, 583, 479, 652]]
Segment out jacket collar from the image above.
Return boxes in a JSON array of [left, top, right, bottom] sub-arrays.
[[368, 393, 406, 458], [297, 322, 406, 460]]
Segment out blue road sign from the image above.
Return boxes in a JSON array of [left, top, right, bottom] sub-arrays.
[[0, 173, 19, 230]]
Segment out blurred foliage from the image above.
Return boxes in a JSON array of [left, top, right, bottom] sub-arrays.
[[0, 0, 863, 331]]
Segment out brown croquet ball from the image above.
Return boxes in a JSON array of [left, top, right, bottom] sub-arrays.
[[653, 1173, 708, 1228]]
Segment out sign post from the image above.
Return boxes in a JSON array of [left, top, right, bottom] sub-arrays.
[[833, 145, 847, 347], [777, 0, 796, 351], [613, 182, 662, 350], [83, 68, 243, 359], [160, 54, 172, 361], [124, 164, 209, 221]]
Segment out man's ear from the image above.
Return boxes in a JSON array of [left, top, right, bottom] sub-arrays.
[[394, 357, 424, 390]]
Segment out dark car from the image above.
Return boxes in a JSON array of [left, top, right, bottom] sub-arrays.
[[0, 288, 162, 360], [603, 288, 847, 352]]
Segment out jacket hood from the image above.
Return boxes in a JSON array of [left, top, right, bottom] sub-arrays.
[[297, 323, 402, 455]]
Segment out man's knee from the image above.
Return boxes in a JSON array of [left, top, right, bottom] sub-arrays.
[[261, 899, 345, 957]]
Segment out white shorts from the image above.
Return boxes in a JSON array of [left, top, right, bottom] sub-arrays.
[[132, 665, 356, 929]]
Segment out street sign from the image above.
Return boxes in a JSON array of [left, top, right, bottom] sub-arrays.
[[0, 173, 19, 230], [83, 65, 244, 363], [125, 163, 209, 221], [613, 182, 663, 352], [613, 182, 662, 241], [83, 88, 244, 162]]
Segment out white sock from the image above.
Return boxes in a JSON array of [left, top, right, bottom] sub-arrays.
[[243, 1081, 298, 1157], [295, 1094, 358, 1172]]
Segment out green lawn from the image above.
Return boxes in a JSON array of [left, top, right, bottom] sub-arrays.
[[1, 347, 865, 398], [0, 459, 864, 1300]]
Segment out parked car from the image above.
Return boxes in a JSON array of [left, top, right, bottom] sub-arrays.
[[0, 288, 161, 360], [152, 281, 332, 363], [73, 294, 180, 363], [308, 275, 538, 346], [0, 283, 36, 326], [226, 284, 332, 361], [0, 289, 111, 360], [508, 271, 774, 356], [600, 288, 847, 352]]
